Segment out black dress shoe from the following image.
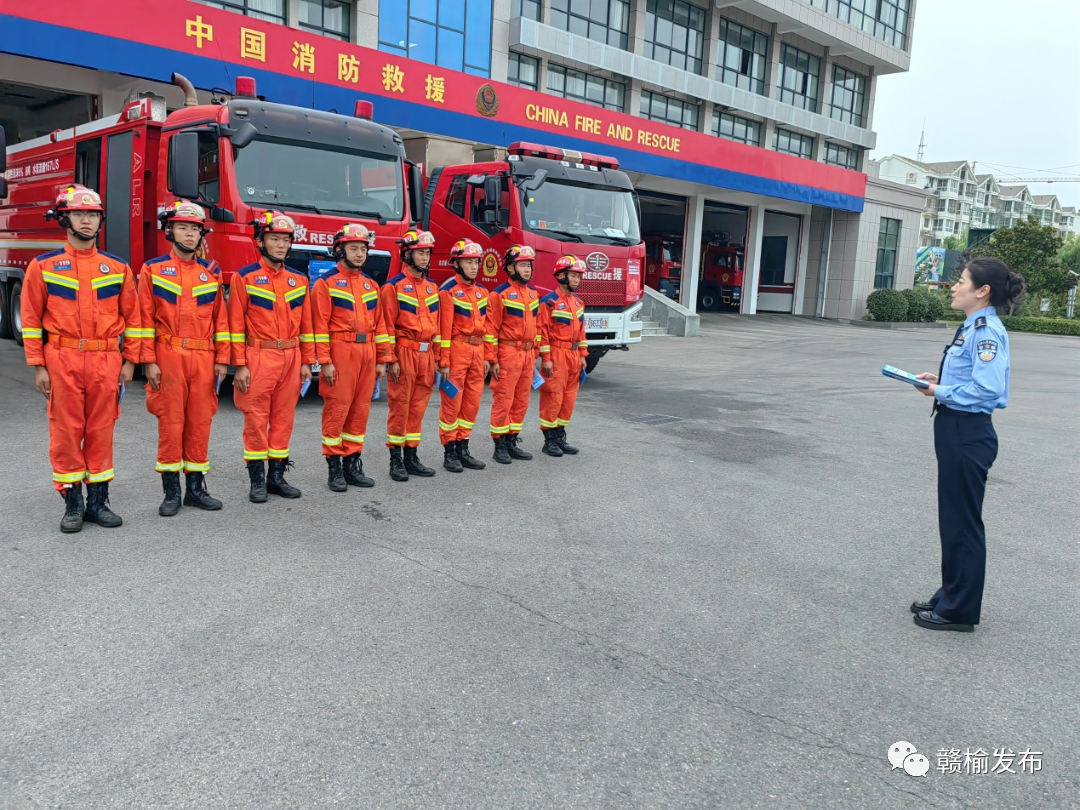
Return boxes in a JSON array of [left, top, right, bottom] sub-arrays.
[[910, 600, 935, 614], [913, 610, 974, 632]]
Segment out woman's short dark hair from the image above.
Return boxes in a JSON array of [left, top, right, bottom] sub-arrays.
[[962, 257, 1026, 309]]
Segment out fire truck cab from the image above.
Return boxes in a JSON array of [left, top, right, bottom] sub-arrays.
[[643, 235, 682, 301], [697, 243, 744, 311]]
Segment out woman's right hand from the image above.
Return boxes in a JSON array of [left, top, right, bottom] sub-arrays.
[[234, 365, 251, 394], [916, 373, 939, 384], [34, 366, 51, 400]]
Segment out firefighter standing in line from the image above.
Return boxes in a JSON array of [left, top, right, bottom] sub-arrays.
[[538, 255, 589, 457], [380, 229, 441, 482], [436, 239, 490, 473], [311, 223, 390, 491], [486, 244, 542, 465], [21, 185, 143, 532], [228, 211, 316, 502], [139, 200, 229, 516]]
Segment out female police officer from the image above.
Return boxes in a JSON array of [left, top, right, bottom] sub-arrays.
[[912, 257, 1025, 632]]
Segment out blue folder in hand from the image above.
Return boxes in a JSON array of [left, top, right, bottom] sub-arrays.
[[436, 372, 460, 399], [372, 378, 380, 401], [882, 365, 930, 389], [300, 379, 311, 398], [580, 369, 588, 384], [532, 369, 545, 390]]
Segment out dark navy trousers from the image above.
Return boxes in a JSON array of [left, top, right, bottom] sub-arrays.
[[931, 408, 998, 624]]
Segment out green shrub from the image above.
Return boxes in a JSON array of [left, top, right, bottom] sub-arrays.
[[1000, 316, 1080, 336], [922, 289, 947, 322], [901, 288, 928, 322], [866, 288, 908, 322]]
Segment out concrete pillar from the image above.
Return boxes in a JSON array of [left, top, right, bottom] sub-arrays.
[[679, 194, 706, 314], [742, 202, 767, 314], [492, 0, 513, 82], [818, 47, 833, 117], [792, 203, 813, 315], [703, 3, 722, 80], [628, 0, 648, 56], [287, 0, 301, 29], [763, 24, 781, 99], [700, 101, 715, 134], [354, 0, 379, 48], [863, 69, 878, 130], [537, 57, 550, 95], [540, 0, 552, 25], [629, 78, 644, 117]]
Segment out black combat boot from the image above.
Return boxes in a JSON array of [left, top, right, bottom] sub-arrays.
[[247, 461, 268, 503], [343, 453, 374, 487], [506, 433, 533, 460], [389, 447, 409, 482], [84, 482, 123, 528], [159, 471, 183, 516], [60, 484, 84, 533], [457, 438, 486, 470], [326, 456, 348, 492], [184, 471, 223, 510], [267, 458, 302, 498], [443, 441, 464, 473], [404, 446, 436, 477], [541, 429, 564, 458], [492, 435, 512, 465], [556, 427, 579, 455]]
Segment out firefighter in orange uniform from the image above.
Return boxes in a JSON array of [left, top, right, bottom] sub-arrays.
[[538, 255, 589, 457], [228, 211, 316, 502], [311, 223, 391, 491], [139, 200, 229, 516], [436, 239, 491, 473], [380, 229, 441, 482], [486, 244, 541, 465], [21, 185, 143, 532]]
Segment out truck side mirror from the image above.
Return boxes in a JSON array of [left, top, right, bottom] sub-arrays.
[[483, 209, 497, 225], [407, 162, 424, 225], [171, 131, 201, 202], [230, 122, 258, 149], [484, 175, 500, 207], [0, 126, 7, 199]]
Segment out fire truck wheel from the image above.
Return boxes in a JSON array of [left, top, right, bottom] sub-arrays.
[[0, 283, 11, 340], [585, 349, 604, 374], [10, 281, 23, 347], [698, 284, 721, 312]]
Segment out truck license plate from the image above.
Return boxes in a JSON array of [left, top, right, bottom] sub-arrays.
[[585, 317, 609, 330]]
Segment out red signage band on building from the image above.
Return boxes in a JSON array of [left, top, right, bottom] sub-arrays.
[[3, 0, 866, 206]]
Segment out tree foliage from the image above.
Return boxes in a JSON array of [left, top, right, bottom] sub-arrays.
[[971, 216, 1074, 296]]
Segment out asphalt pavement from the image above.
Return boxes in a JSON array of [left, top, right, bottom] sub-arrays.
[[1, 316, 1077, 809]]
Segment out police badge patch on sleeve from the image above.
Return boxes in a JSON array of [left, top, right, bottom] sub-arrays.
[[977, 339, 998, 361]]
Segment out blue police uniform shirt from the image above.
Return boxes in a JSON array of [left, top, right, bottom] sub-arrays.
[[934, 305, 1010, 414]]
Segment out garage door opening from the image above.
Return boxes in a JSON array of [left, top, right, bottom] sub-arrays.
[[638, 191, 687, 301], [697, 201, 749, 312], [757, 211, 803, 313], [0, 81, 97, 145]]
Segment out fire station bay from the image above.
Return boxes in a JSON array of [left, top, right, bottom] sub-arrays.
[[0, 0, 927, 341]]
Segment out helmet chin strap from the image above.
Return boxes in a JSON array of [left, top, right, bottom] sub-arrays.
[[62, 215, 103, 243], [166, 225, 204, 257], [404, 250, 428, 276]]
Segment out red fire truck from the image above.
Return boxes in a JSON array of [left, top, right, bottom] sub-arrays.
[[0, 74, 424, 344], [643, 235, 682, 301], [423, 142, 644, 372], [697, 243, 744, 311]]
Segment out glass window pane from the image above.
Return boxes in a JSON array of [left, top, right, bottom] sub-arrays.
[[437, 27, 464, 70], [440, 0, 466, 29], [299, 0, 321, 26], [409, 19, 437, 63], [410, 0, 437, 24], [379, 6, 408, 49], [465, 0, 492, 71]]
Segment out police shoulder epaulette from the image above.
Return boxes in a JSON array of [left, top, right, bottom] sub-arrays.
[[145, 254, 172, 266], [236, 263, 262, 277], [387, 273, 405, 286], [98, 250, 127, 264], [37, 248, 66, 261], [494, 282, 511, 293], [439, 277, 457, 291], [974, 315, 987, 329]]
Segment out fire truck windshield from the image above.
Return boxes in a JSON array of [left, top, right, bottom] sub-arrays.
[[234, 138, 404, 221], [521, 180, 641, 245]]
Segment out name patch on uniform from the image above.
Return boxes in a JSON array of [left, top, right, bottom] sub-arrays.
[[336, 279, 349, 287], [99, 264, 111, 274], [160, 267, 177, 276], [404, 285, 414, 292], [508, 293, 519, 299], [254, 275, 270, 284], [454, 290, 465, 298], [558, 302, 567, 310], [55, 261, 72, 270], [977, 340, 998, 361]]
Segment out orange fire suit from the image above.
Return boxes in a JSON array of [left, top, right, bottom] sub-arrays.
[[311, 263, 392, 456], [380, 271, 441, 448], [227, 259, 316, 462], [538, 290, 588, 429], [437, 277, 491, 443], [21, 245, 143, 491], [486, 280, 541, 438], [138, 251, 229, 474]]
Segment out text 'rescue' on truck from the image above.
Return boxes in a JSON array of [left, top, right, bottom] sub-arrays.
[[0, 74, 424, 345], [423, 142, 644, 372]]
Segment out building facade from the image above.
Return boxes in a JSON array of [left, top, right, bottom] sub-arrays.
[[2, 0, 926, 321]]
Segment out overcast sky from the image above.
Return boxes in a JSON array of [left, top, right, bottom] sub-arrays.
[[870, 0, 1080, 202]]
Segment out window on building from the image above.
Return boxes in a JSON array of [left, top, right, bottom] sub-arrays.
[[550, 0, 630, 50], [773, 128, 814, 159], [512, 0, 542, 20], [823, 143, 858, 170], [777, 44, 820, 111], [507, 52, 539, 89], [935, 178, 948, 190], [712, 111, 761, 147], [716, 19, 768, 95], [547, 64, 626, 111], [193, 0, 286, 24], [828, 64, 865, 126], [875, 217, 901, 289], [640, 90, 699, 130], [645, 0, 706, 75], [299, 0, 350, 40], [933, 218, 943, 230], [803, 0, 910, 49], [378, 0, 492, 76]]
